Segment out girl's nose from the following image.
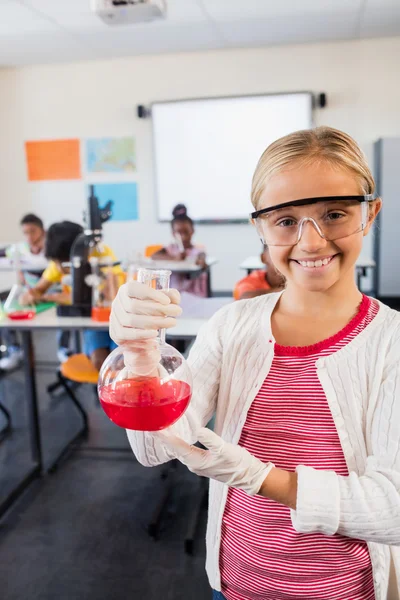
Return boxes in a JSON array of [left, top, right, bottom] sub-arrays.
[[297, 219, 327, 252]]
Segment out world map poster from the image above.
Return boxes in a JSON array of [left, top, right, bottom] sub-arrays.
[[86, 137, 136, 173]]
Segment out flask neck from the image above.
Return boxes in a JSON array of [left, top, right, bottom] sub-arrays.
[[158, 328, 166, 345], [137, 268, 171, 347]]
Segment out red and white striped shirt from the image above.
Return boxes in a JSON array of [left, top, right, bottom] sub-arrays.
[[220, 294, 379, 600]]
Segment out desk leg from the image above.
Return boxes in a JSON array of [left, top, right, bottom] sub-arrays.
[[0, 402, 12, 438], [24, 331, 87, 473], [207, 267, 212, 298], [0, 332, 42, 519], [22, 331, 43, 467], [47, 373, 89, 472], [74, 330, 81, 354]]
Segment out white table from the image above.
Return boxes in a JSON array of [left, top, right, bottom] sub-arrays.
[[142, 256, 218, 297], [0, 257, 219, 297], [239, 256, 264, 272], [143, 256, 217, 273], [0, 256, 48, 271], [0, 296, 231, 333], [240, 255, 376, 292], [0, 256, 48, 297]]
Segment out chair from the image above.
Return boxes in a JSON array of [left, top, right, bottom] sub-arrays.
[[61, 353, 99, 386], [144, 244, 163, 258], [47, 354, 91, 471], [50, 353, 131, 470], [147, 456, 208, 555]]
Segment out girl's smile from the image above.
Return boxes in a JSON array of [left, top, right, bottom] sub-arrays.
[[290, 253, 339, 272]]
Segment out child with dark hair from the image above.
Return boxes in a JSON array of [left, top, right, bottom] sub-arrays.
[[0, 213, 47, 371], [19, 213, 45, 255], [20, 220, 123, 370], [1, 213, 45, 260], [5, 213, 47, 281], [152, 204, 208, 297], [20, 221, 83, 306]]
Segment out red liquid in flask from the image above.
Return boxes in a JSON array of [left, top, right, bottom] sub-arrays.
[[7, 310, 35, 320], [99, 377, 191, 431]]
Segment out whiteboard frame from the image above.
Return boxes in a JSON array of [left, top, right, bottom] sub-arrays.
[[151, 91, 315, 224]]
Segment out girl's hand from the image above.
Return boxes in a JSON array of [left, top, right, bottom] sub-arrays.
[[110, 281, 182, 345], [157, 427, 274, 496], [110, 281, 182, 377], [19, 290, 36, 305]]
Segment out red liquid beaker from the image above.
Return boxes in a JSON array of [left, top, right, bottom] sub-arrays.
[[99, 377, 191, 431], [98, 268, 192, 432], [7, 310, 35, 320]]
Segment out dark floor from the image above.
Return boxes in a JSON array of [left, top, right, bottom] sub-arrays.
[[0, 350, 210, 600]]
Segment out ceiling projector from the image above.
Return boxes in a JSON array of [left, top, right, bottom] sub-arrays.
[[91, 0, 167, 25]]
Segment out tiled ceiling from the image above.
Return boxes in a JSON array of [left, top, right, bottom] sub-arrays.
[[0, 0, 399, 66]]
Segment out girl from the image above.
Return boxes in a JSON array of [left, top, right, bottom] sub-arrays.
[[152, 204, 208, 297], [110, 127, 400, 600]]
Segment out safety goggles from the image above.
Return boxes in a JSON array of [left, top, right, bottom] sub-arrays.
[[250, 195, 375, 247]]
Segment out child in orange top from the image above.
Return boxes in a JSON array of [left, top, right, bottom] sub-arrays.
[[234, 245, 284, 300]]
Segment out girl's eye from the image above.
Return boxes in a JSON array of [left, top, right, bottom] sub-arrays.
[[277, 218, 297, 227], [326, 211, 345, 221]]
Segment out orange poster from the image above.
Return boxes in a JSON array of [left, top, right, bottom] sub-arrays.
[[25, 139, 81, 181]]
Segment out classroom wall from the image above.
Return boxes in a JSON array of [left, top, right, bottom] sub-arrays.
[[0, 36, 400, 291]]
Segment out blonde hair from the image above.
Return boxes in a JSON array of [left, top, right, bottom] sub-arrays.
[[251, 126, 376, 209]]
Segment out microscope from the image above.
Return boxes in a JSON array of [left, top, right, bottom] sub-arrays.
[[56, 186, 113, 317]]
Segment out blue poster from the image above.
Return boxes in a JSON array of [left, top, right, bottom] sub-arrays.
[[91, 182, 138, 222]]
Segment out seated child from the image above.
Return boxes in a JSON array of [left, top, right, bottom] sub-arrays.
[[234, 244, 285, 300], [0, 213, 47, 370], [152, 204, 208, 297], [20, 220, 123, 371]]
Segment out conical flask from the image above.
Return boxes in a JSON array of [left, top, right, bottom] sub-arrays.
[[4, 248, 36, 320], [4, 284, 36, 320]]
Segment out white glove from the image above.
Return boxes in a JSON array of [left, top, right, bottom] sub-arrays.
[[158, 427, 274, 496], [110, 281, 182, 344], [109, 281, 182, 376]]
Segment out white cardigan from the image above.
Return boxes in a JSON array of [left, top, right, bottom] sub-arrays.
[[126, 293, 400, 600]]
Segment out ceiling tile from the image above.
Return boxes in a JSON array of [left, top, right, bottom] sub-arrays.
[[78, 21, 224, 58], [152, 0, 207, 22], [0, 31, 89, 66], [0, 0, 57, 33], [201, 0, 363, 22], [20, 0, 93, 16], [218, 12, 361, 48], [358, 0, 400, 37]]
